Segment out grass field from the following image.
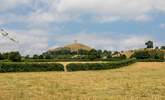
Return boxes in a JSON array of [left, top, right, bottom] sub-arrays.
[[0, 62, 165, 100]]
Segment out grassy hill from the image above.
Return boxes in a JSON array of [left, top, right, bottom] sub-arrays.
[[49, 43, 92, 52], [0, 62, 165, 100], [64, 43, 92, 51]]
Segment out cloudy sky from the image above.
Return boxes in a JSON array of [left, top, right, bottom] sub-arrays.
[[0, 0, 165, 55]]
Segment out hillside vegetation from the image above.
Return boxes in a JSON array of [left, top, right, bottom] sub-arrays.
[[49, 43, 92, 52], [122, 49, 165, 59], [0, 62, 165, 100]]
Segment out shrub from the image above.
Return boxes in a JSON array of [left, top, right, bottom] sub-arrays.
[[66, 58, 136, 72], [8, 52, 21, 62], [131, 49, 164, 61], [0, 53, 4, 60], [0, 62, 64, 73], [137, 59, 164, 62]]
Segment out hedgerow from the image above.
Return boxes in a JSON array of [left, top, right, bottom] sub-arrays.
[[66, 58, 136, 72], [0, 62, 64, 73]]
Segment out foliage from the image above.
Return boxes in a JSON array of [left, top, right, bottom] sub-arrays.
[[131, 49, 164, 60], [0, 53, 4, 60], [0, 52, 21, 62], [33, 54, 40, 59], [66, 59, 136, 71], [0, 62, 64, 72], [145, 41, 154, 48], [161, 46, 165, 50], [8, 52, 21, 62], [42, 49, 113, 60]]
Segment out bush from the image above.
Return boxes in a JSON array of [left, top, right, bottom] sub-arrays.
[[137, 59, 164, 62], [8, 52, 22, 62], [131, 49, 164, 61], [66, 58, 136, 72], [0, 62, 64, 73]]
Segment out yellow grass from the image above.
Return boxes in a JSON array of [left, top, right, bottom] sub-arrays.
[[0, 62, 165, 100]]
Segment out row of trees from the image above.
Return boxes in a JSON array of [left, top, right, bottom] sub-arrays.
[[131, 49, 164, 60], [145, 40, 165, 50], [0, 40, 164, 62], [0, 52, 21, 62], [35, 49, 114, 60]]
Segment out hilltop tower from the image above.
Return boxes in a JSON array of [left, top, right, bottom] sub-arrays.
[[74, 40, 78, 44]]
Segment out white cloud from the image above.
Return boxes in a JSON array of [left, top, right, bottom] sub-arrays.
[[1, 0, 165, 24], [55, 0, 165, 22], [26, 0, 165, 23], [0, 29, 50, 55], [0, 0, 33, 12], [50, 32, 151, 51]]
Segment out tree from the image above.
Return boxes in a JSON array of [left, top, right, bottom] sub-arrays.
[[78, 49, 89, 55], [45, 54, 51, 59], [25, 55, 30, 59], [96, 50, 102, 58], [161, 46, 165, 50], [0, 53, 4, 60], [3, 52, 9, 59], [145, 41, 153, 48], [131, 49, 164, 60], [155, 47, 159, 49], [9, 52, 21, 62], [33, 54, 39, 59], [107, 51, 112, 58], [88, 49, 98, 60], [39, 55, 44, 59]]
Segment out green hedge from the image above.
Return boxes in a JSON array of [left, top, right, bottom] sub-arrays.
[[66, 58, 136, 72], [137, 59, 165, 62], [0, 62, 64, 73]]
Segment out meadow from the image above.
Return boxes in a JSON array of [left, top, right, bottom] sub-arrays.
[[0, 62, 165, 100]]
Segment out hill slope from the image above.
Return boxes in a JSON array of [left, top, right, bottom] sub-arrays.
[[49, 43, 92, 52], [64, 43, 92, 51]]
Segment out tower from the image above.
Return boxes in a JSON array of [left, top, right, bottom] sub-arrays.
[[74, 40, 78, 44]]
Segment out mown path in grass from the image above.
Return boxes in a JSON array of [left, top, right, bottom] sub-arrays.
[[0, 62, 165, 100], [56, 61, 108, 72]]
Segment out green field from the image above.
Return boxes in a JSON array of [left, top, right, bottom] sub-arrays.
[[0, 62, 165, 100]]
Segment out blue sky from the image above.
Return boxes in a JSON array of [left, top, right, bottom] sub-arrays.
[[0, 0, 165, 55]]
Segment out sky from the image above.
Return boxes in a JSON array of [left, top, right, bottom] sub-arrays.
[[0, 0, 165, 55]]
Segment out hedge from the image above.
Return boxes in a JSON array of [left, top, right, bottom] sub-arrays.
[[66, 58, 136, 72], [137, 59, 165, 62], [0, 62, 64, 73]]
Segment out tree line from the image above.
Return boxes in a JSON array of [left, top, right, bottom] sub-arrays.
[[0, 40, 165, 62]]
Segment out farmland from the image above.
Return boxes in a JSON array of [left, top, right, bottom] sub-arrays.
[[0, 62, 165, 100]]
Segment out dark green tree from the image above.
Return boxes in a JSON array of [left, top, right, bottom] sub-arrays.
[[3, 52, 10, 59], [107, 51, 112, 58], [145, 41, 154, 48], [39, 55, 44, 59], [96, 50, 102, 58], [33, 54, 39, 59], [155, 47, 159, 49], [0, 53, 4, 60], [9, 52, 21, 62], [88, 49, 98, 60], [161, 46, 165, 50], [25, 55, 30, 59], [45, 54, 51, 59]]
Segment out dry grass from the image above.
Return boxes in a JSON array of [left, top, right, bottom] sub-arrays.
[[121, 50, 134, 58], [64, 43, 92, 51], [0, 62, 165, 100]]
